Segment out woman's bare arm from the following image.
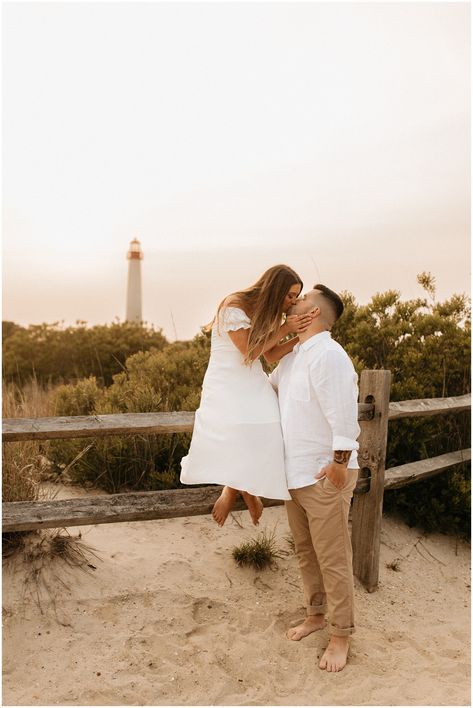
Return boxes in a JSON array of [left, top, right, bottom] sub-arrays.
[[227, 323, 290, 360], [228, 314, 312, 361], [263, 335, 299, 364]]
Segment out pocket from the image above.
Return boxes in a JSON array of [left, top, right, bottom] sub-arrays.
[[289, 372, 310, 402], [323, 475, 339, 491], [323, 470, 358, 492]]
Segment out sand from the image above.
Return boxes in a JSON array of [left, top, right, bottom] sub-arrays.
[[2, 484, 471, 706]]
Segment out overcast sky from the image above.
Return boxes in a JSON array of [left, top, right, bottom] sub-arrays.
[[3, 1, 470, 340]]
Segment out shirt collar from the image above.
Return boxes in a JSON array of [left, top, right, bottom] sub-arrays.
[[299, 330, 332, 351]]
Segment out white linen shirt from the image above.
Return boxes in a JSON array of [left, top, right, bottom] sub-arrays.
[[269, 331, 360, 490]]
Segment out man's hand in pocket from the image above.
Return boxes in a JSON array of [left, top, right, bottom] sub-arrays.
[[315, 462, 347, 489]]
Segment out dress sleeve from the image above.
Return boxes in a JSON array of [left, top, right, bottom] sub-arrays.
[[220, 307, 251, 332]]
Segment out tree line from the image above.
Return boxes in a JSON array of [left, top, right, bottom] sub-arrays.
[[2, 320, 167, 386]]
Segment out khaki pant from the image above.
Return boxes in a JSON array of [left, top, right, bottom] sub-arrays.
[[285, 469, 359, 637]]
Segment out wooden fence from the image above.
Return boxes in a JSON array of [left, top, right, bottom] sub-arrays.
[[3, 371, 470, 592]]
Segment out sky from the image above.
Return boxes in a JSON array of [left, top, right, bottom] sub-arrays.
[[3, 1, 470, 341]]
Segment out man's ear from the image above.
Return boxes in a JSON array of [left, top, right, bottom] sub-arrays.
[[310, 306, 320, 318]]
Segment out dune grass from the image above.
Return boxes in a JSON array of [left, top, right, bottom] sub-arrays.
[[3, 528, 102, 619], [284, 533, 296, 554], [232, 529, 283, 570], [2, 376, 59, 492], [2, 378, 98, 566]]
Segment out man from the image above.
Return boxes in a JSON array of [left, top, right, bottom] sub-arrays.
[[269, 284, 360, 673]]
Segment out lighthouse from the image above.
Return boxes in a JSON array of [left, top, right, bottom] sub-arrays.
[[126, 238, 143, 323]]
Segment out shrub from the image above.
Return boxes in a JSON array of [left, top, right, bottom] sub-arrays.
[[332, 276, 470, 537], [47, 334, 211, 492], [383, 464, 470, 539]]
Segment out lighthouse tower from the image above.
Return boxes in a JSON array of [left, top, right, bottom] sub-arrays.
[[126, 238, 143, 323]]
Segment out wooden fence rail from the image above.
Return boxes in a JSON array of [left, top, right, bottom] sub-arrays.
[[3, 395, 470, 443], [384, 449, 471, 490], [2, 374, 470, 592], [2, 488, 283, 533], [3, 448, 470, 534], [387, 394, 471, 420], [3, 405, 376, 442]]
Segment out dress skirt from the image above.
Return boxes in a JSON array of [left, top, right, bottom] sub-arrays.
[[180, 306, 290, 500]]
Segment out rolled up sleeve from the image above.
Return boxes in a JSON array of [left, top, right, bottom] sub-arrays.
[[309, 350, 360, 451]]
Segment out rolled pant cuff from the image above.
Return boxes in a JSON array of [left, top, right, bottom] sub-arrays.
[[329, 624, 355, 637], [307, 605, 327, 616]]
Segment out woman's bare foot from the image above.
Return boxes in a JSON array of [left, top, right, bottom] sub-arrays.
[[287, 614, 326, 641], [319, 635, 350, 672], [241, 492, 264, 525], [212, 487, 238, 527]]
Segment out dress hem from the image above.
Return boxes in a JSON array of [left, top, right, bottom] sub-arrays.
[[179, 476, 290, 501]]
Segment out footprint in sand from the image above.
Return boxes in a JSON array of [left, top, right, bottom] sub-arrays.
[[191, 597, 226, 623], [157, 559, 196, 585]]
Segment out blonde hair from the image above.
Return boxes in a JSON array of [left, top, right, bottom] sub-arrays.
[[207, 264, 303, 364]]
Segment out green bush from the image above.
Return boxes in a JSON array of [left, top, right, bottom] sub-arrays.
[[332, 274, 470, 537], [383, 464, 470, 539], [48, 334, 211, 492]]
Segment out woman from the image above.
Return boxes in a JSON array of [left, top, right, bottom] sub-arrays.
[[180, 265, 311, 526]]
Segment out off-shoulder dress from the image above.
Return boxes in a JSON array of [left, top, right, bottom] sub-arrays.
[[180, 306, 290, 500]]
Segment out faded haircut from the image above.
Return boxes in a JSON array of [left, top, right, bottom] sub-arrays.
[[313, 283, 344, 322]]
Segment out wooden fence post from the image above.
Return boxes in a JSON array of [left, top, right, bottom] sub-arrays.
[[352, 369, 392, 592]]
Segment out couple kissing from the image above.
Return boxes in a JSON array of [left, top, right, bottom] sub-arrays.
[[181, 265, 360, 673]]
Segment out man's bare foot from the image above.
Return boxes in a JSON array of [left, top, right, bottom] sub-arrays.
[[287, 614, 326, 641], [241, 492, 264, 525], [319, 635, 350, 672], [212, 487, 238, 527]]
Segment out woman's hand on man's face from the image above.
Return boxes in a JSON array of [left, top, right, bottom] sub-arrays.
[[285, 313, 314, 334]]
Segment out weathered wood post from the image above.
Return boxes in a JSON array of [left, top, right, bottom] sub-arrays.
[[352, 369, 391, 592]]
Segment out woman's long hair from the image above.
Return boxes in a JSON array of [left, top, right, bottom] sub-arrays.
[[208, 264, 303, 365]]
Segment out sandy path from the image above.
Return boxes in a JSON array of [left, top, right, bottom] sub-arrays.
[[2, 489, 470, 706]]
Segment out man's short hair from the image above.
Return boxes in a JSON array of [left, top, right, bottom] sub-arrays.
[[313, 283, 344, 322]]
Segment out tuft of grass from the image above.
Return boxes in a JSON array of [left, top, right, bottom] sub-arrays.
[[284, 533, 296, 554], [232, 529, 282, 570], [5, 529, 102, 620], [23, 528, 100, 572], [386, 558, 402, 572]]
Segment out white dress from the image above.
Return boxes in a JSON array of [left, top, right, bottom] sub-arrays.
[[180, 307, 290, 500]]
